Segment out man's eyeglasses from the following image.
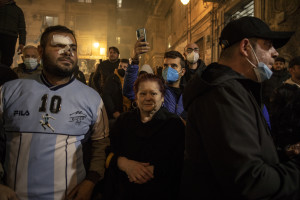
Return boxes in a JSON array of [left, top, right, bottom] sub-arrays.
[[186, 48, 199, 53]]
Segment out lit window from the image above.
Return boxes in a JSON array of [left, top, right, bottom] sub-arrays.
[[225, 0, 254, 24], [116, 37, 121, 44], [117, 0, 122, 8], [44, 16, 58, 27], [78, 0, 92, 3]]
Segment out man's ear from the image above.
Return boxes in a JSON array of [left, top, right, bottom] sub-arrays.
[[181, 67, 186, 76], [21, 56, 25, 62], [239, 38, 251, 57], [288, 67, 293, 75], [38, 45, 43, 58]]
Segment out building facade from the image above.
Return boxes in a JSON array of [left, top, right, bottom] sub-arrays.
[[142, 0, 300, 72]]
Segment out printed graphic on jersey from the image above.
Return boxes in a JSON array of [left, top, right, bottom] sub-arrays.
[[39, 94, 62, 113], [69, 111, 87, 125], [40, 113, 56, 132]]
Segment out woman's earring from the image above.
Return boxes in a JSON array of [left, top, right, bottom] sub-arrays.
[[131, 101, 137, 109]]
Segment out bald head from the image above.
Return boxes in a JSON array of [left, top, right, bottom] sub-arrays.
[[184, 43, 199, 57], [22, 45, 40, 63]]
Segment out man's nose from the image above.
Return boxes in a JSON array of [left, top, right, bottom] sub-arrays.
[[145, 93, 152, 99], [271, 47, 279, 58]]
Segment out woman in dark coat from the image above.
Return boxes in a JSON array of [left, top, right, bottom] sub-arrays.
[[103, 73, 185, 200]]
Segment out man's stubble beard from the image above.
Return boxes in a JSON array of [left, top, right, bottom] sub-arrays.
[[42, 53, 77, 78]]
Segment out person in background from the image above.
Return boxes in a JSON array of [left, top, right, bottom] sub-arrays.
[[181, 42, 206, 88], [0, 0, 26, 67], [283, 56, 300, 88], [270, 56, 300, 160], [139, 64, 154, 76], [104, 73, 185, 200], [12, 45, 42, 78], [180, 16, 300, 199], [102, 58, 130, 128], [262, 56, 290, 110], [162, 51, 186, 121], [93, 47, 120, 95]]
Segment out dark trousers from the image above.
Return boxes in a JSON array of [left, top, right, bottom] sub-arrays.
[[0, 33, 17, 68]]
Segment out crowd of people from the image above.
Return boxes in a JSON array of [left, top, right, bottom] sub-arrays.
[[1, 2, 300, 199]]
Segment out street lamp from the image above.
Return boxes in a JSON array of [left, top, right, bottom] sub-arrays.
[[181, 0, 190, 5], [93, 42, 99, 48]]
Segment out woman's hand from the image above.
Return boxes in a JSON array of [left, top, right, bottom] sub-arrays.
[[117, 157, 154, 184]]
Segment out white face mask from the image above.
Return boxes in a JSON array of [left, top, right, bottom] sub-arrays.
[[245, 44, 273, 82], [186, 51, 199, 64], [24, 58, 38, 70]]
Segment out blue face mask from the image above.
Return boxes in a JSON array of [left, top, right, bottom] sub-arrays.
[[162, 67, 179, 83], [246, 44, 273, 82], [253, 62, 273, 82]]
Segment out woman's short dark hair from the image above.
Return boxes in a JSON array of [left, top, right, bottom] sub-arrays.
[[40, 25, 76, 49], [133, 73, 165, 97], [120, 58, 129, 64]]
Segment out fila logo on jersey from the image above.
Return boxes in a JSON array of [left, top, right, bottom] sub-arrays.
[[14, 110, 30, 116]]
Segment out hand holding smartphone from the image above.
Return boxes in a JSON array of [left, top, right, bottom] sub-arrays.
[[136, 28, 146, 42], [133, 28, 150, 57]]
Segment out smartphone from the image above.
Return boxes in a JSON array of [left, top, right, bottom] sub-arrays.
[[136, 28, 146, 42]]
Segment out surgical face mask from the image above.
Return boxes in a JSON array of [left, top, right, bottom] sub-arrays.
[[117, 69, 125, 77], [24, 58, 38, 70], [162, 67, 180, 83], [246, 44, 273, 82], [186, 51, 199, 64]]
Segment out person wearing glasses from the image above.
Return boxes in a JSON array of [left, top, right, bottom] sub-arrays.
[[181, 43, 206, 88]]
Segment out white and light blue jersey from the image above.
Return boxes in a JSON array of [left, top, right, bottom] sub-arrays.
[[0, 74, 109, 200]]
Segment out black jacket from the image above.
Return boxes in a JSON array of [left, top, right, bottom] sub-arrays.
[[180, 63, 300, 200], [102, 73, 123, 119], [104, 107, 185, 200], [262, 68, 290, 110], [0, 2, 26, 45], [180, 59, 206, 89], [93, 59, 120, 95], [270, 83, 300, 152]]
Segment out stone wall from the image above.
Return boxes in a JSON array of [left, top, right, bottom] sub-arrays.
[[143, 0, 300, 70]]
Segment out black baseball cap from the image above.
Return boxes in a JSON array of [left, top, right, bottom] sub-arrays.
[[219, 16, 294, 49]]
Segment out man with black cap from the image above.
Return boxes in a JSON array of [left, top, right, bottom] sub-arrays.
[[180, 16, 299, 199]]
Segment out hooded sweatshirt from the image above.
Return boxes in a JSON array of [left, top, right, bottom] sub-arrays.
[[180, 63, 300, 200]]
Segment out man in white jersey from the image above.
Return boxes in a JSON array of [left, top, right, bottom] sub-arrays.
[[0, 25, 110, 200]]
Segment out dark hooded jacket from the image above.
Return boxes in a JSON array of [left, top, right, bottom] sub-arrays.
[[180, 63, 300, 200], [180, 59, 206, 89], [262, 68, 290, 110]]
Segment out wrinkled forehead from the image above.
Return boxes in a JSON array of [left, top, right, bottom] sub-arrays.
[[49, 33, 76, 46], [23, 47, 39, 55]]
